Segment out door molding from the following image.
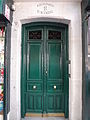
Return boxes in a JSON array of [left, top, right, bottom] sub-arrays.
[[21, 22, 69, 118]]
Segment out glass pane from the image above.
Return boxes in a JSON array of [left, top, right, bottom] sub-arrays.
[[29, 30, 42, 39], [48, 30, 61, 39]]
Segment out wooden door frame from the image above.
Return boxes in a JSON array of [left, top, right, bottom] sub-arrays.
[[21, 22, 69, 118]]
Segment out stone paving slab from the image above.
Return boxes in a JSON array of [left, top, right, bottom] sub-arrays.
[[21, 117, 67, 120]]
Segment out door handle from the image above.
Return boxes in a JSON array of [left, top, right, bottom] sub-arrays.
[[33, 85, 37, 89], [54, 85, 56, 89]]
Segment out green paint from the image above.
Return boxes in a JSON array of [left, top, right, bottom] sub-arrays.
[[21, 22, 69, 118], [0, 0, 3, 14]]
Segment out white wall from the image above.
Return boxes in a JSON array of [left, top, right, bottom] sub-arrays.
[[0, 115, 3, 120], [9, 2, 82, 120]]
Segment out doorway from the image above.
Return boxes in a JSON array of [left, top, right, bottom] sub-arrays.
[[21, 22, 69, 118]]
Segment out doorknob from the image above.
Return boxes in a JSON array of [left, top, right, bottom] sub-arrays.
[[33, 85, 36, 89], [54, 85, 56, 89]]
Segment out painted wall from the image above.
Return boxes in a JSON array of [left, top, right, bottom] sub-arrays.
[[8, 1, 82, 120]]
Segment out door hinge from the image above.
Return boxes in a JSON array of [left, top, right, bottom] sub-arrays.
[[68, 60, 71, 77], [68, 74, 71, 78], [67, 60, 71, 64]]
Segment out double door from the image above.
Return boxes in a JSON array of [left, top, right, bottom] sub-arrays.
[[22, 24, 66, 116]]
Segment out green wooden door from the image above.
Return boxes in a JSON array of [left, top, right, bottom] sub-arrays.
[[21, 23, 69, 118]]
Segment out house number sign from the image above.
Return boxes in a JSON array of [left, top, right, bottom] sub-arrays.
[[37, 3, 54, 14]]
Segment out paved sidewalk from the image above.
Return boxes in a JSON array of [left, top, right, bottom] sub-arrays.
[[22, 117, 67, 120]]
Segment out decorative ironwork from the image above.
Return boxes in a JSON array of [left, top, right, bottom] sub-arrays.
[[48, 30, 61, 39], [29, 30, 42, 39]]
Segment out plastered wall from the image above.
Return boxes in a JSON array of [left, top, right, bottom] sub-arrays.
[[9, 2, 82, 120]]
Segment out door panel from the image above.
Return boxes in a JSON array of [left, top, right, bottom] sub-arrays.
[[47, 42, 62, 80], [26, 94, 43, 112], [55, 94, 64, 111], [27, 43, 43, 80], [47, 94, 64, 113], [27, 82, 43, 92], [47, 81, 63, 93], [47, 95, 54, 110]]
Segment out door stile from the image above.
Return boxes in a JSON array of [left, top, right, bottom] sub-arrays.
[[21, 27, 27, 117], [42, 27, 44, 115], [64, 28, 69, 118], [43, 26, 47, 114], [61, 31, 65, 112]]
